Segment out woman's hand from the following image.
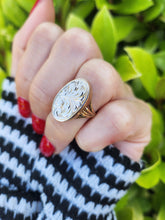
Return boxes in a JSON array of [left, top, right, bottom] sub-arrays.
[[11, 0, 152, 161]]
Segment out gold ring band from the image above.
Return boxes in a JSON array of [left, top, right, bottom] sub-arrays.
[[52, 78, 95, 122]]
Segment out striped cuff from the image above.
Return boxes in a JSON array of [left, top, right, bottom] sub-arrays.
[[0, 77, 142, 220]]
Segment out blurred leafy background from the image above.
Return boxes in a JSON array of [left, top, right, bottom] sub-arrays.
[[0, 0, 165, 219]]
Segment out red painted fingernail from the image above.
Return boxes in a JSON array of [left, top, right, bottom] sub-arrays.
[[39, 136, 55, 157], [18, 97, 31, 118], [30, 0, 42, 14], [32, 114, 45, 135]]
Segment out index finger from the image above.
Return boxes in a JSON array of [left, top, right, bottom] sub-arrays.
[[11, 0, 55, 76]]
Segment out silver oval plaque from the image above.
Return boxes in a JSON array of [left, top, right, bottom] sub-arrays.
[[52, 78, 90, 122]]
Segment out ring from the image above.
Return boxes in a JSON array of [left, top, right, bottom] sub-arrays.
[[51, 78, 96, 122]]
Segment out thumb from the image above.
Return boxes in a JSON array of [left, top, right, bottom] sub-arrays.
[[11, 0, 55, 76]]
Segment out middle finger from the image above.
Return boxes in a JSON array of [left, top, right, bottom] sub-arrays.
[[29, 28, 102, 120]]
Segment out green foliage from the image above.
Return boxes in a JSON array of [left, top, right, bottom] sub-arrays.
[[136, 150, 161, 189], [66, 14, 89, 31], [1, 0, 27, 27], [0, 0, 165, 219], [95, 0, 154, 14], [125, 47, 159, 98], [113, 16, 138, 42], [157, 201, 165, 220], [142, 0, 165, 22], [91, 6, 116, 62], [115, 55, 141, 82]]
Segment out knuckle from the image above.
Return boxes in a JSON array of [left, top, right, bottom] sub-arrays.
[[81, 59, 120, 91], [61, 28, 98, 58], [16, 70, 31, 92], [30, 22, 60, 45], [110, 103, 133, 134], [29, 82, 51, 113], [89, 60, 121, 88]]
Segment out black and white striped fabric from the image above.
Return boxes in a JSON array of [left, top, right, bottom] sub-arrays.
[[0, 77, 142, 220]]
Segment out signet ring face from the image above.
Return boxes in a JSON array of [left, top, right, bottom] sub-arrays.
[[52, 78, 96, 122]]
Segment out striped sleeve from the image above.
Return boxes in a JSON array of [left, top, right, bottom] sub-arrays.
[[0, 77, 142, 220]]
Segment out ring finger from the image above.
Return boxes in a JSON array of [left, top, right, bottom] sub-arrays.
[[41, 59, 134, 156]]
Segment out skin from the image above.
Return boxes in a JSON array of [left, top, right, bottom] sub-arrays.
[[11, 0, 152, 162]]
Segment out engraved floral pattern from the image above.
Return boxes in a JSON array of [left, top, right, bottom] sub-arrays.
[[52, 78, 90, 122]]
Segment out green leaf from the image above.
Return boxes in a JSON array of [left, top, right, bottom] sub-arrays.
[[113, 16, 138, 42], [16, 0, 35, 12], [146, 105, 164, 151], [156, 77, 165, 100], [119, 1, 154, 14], [95, 0, 154, 14], [116, 207, 133, 220], [131, 78, 150, 100], [115, 55, 141, 82], [0, 2, 5, 28], [95, 0, 111, 9], [61, 0, 71, 28], [129, 201, 143, 220], [159, 162, 165, 184], [0, 25, 16, 43], [159, 40, 165, 50], [160, 7, 165, 22], [5, 51, 11, 75], [0, 68, 7, 97], [136, 163, 160, 189], [117, 204, 143, 220], [72, 1, 95, 19], [91, 6, 116, 62], [125, 47, 159, 98], [66, 14, 89, 31], [144, 150, 161, 172], [144, 33, 158, 53], [153, 51, 165, 72], [136, 151, 161, 189], [125, 23, 148, 42], [115, 0, 154, 14], [99, 0, 153, 14], [143, 0, 165, 22], [157, 201, 165, 220], [54, 0, 66, 14], [115, 193, 129, 212], [1, 0, 27, 28], [152, 183, 165, 211], [144, 218, 154, 220]]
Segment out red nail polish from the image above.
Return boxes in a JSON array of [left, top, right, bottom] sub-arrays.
[[32, 114, 45, 135], [30, 0, 42, 14], [39, 136, 55, 157], [18, 97, 31, 118]]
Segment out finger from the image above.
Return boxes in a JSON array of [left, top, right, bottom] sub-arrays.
[[16, 23, 63, 102], [11, 0, 55, 77], [41, 59, 134, 156], [16, 23, 63, 124], [29, 28, 102, 121], [76, 99, 152, 162]]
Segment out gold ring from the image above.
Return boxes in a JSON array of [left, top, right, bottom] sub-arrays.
[[51, 78, 96, 122]]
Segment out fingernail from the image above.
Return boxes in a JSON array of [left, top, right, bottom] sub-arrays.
[[30, 0, 42, 14], [32, 114, 45, 135], [39, 136, 55, 157], [18, 97, 31, 118]]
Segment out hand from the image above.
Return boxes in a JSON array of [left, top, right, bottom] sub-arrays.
[[11, 0, 152, 161]]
